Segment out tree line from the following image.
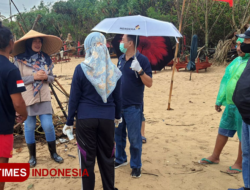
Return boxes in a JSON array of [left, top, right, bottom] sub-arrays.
[[2, 0, 250, 55]]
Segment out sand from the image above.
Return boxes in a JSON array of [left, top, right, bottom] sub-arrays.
[[6, 58, 243, 190]]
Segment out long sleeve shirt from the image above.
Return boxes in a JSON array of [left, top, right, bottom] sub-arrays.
[[14, 61, 54, 116], [66, 64, 122, 126]]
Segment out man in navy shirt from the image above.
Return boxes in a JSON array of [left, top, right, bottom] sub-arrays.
[[0, 22, 27, 190], [115, 34, 152, 178], [229, 28, 250, 190]]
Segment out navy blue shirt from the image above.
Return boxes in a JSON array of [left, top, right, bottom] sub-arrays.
[[118, 52, 152, 108], [0, 55, 26, 134], [233, 58, 250, 124], [66, 64, 122, 126]]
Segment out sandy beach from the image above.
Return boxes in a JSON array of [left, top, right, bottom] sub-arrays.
[[6, 58, 243, 190]]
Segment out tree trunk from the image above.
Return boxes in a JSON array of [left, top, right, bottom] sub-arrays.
[[205, 0, 208, 54]]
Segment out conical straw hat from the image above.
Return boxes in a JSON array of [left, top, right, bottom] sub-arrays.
[[11, 30, 63, 57]]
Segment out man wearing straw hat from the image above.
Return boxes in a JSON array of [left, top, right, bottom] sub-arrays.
[[0, 22, 27, 190], [12, 29, 64, 168], [115, 34, 152, 178]]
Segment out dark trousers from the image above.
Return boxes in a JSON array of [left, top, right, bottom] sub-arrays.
[[76, 119, 115, 190]]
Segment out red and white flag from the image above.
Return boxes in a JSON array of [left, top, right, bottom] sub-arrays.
[[16, 80, 24, 88], [215, 0, 233, 7]]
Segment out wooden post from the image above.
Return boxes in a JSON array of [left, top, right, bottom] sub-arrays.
[[32, 14, 42, 30], [167, 0, 186, 110]]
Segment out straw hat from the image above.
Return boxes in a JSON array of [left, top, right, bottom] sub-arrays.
[[11, 30, 63, 57]]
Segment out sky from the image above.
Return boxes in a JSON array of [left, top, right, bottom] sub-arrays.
[[0, 0, 57, 18]]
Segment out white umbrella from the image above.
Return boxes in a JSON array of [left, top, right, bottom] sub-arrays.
[[91, 15, 182, 38]]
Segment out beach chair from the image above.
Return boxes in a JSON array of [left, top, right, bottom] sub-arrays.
[[196, 57, 212, 73], [166, 60, 174, 69], [176, 56, 188, 71]]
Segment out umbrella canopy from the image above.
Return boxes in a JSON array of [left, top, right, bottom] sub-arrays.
[[112, 34, 174, 71], [187, 35, 198, 71], [92, 15, 182, 38]]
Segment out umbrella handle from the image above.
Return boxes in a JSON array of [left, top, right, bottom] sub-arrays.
[[134, 35, 139, 78], [135, 71, 138, 78], [134, 35, 138, 56], [175, 37, 179, 43]]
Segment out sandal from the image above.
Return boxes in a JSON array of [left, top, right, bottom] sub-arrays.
[[198, 158, 219, 164]]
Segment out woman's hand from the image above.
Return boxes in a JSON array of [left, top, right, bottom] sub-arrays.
[[63, 124, 74, 140], [114, 118, 123, 128], [34, 70, 48, 81]]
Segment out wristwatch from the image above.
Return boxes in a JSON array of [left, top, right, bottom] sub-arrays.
[[138, 70, 145, 76]]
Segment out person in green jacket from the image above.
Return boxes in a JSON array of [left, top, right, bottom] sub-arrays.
[[199, 38, 250, 174]]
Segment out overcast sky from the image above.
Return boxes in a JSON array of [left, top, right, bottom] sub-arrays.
[[0, 0, 57, 18]]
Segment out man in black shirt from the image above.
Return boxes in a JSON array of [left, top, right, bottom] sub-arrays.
[[0, 22, 27, 190], [229, 27, 250, 190]]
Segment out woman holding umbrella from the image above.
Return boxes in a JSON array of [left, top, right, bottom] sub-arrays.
[[12, 30, 64, 167], [63, 32, 122, 190]]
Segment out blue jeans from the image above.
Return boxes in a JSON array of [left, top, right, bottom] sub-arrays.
[[242, 121, 250, 188], [24, 114, 56, 144], [115, 105, 142, 169]]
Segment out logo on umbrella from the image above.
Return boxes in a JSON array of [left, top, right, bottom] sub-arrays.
[[120, 25, 140, 31]]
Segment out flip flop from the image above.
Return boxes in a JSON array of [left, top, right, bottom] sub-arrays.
[[198, 158, 219, 164], [142, 136, 147, 143], [227, 166, 242, 174]]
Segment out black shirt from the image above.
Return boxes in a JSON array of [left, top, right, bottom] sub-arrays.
[[0, 55, 26, 134], [233, 58, 250, 125], [117, 52, 152, 108]]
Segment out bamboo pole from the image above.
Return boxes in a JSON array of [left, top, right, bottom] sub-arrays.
[[10, 0, 28, 32], [54, 78, 70, 98], [49, 84, 68, 118], [17, 22, 25, 35], [9, 0, 13, 31], [32, 14, 42, 30], [167, 0, 186, 110]]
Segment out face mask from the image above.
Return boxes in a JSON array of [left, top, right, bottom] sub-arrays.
[[119, 43, 127, 53], [240, 42, 250, 53]]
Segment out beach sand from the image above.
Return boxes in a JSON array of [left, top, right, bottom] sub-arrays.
[[6, 58, 243, 190]]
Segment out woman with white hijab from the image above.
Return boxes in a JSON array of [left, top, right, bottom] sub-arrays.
[[64, 32, 122, 190]]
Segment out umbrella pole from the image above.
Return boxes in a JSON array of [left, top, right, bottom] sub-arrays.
[[167, 0, 186, 110], [190, 71, 192, 81]]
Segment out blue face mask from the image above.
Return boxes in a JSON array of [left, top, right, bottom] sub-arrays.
[[119, 43, 127, 53]]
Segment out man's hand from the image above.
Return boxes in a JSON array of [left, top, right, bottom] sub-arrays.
[[215, 105, 222, 112], [11, 93, 27, 123], [131, 58, 142, 72], [16, 112, 26, 123]]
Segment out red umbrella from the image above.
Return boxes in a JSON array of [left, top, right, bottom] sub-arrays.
[[111, 34, 174, 71]]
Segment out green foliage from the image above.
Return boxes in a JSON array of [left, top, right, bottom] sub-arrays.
[[2, 0, 250, 47]]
